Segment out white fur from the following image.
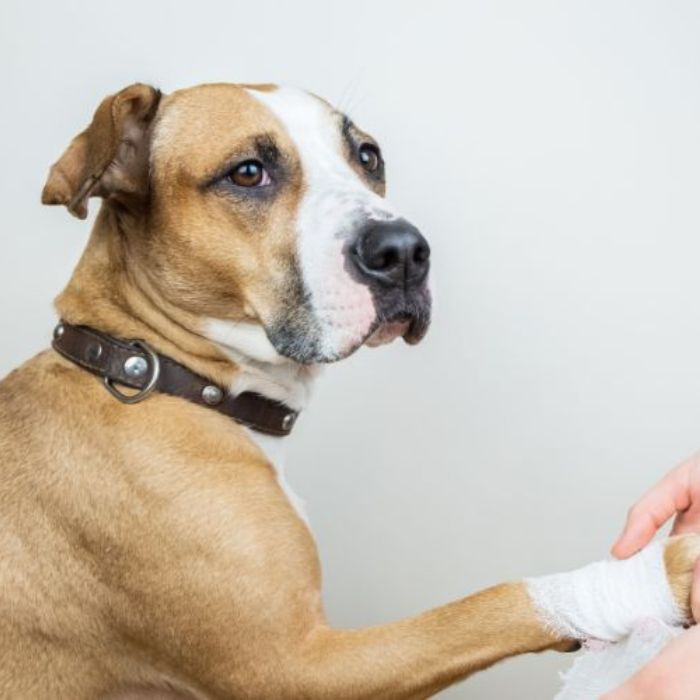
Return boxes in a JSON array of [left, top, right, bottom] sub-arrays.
[[526, 541, 682, 642], [204, 319, 318, 411], [206, 318, 287, 366], [203, 318, 316, 524], [204, 87, 404, 520], [248, 86, 400, 360], [244, 429, 309, 526]]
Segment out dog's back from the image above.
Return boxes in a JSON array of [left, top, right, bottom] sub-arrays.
[[0, 349, 321, 698]]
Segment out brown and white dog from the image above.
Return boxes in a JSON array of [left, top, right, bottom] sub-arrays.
[[0, 82, 697, 699]]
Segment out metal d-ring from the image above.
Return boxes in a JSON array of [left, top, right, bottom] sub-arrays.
[[104, 340, 161, 405]]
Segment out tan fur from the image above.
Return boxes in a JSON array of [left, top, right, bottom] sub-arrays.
[[1, 82, 698, 698], [665, 535, 700, 616]]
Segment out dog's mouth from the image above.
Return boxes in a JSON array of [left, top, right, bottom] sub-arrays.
[[363, 296, 432, 349], [266, 282, 431, 364], [364, 319, 410, 347]]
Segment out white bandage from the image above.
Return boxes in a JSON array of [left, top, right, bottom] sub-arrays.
[[526, 541, 683, 642], [554, 621, 683, 700]]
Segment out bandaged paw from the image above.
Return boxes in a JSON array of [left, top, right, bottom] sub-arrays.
[[554, 620, 683, 700], [526, 541, 683, 642]]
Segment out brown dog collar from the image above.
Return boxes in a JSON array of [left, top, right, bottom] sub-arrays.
[[51, 322, 299, 437]]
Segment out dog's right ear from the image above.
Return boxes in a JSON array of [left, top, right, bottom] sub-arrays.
[[41, 83, 162, 220]]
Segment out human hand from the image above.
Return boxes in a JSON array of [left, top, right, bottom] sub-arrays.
[[612, 453, 700, 560], [601, 621, 700, 699], [604, 453, 700, 699]]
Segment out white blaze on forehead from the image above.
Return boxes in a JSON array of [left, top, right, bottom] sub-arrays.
[[247, 86, 398, 359]]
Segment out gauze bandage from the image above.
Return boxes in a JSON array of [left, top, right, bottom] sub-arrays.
[[527, 541, 686, 699], [554, 621, 683, 700], [526, 541, 682, 641]]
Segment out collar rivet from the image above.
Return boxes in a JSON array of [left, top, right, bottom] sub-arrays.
[[124, 355, 149, 379], [281, 413, 296, 431], [202, 385, 224, 405], [87, 342, 103, 361]]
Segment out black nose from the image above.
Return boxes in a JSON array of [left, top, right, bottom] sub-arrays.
[[352, 220, 430, 288]]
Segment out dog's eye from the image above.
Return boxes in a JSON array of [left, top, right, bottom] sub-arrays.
[[358, 144, 381, 173], [229, 160, 271, 187]]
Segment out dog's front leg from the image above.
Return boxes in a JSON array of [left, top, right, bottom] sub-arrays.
[[102, 582, 559, 700], [286, 581, 568, 700], [216, 535, 698, 700]]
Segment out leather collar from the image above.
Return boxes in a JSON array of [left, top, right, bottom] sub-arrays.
[[51, 322, 299, 437]]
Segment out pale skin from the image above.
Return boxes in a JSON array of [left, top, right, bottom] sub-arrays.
[[603, 453, 700, 700]]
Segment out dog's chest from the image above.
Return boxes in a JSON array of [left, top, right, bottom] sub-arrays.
[[244, 428, 309, 525]]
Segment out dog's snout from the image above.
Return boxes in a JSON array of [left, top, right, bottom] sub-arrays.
[[352, 221, 430, 288]]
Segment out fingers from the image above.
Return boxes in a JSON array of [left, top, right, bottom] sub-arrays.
[[612, 506, 666, 559], [670, 508, 700, 537], [612, 464, 693, 559], [670, 504, 700, 536]]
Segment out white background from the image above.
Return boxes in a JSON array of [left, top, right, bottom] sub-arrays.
[[2, 1, 700, 697]]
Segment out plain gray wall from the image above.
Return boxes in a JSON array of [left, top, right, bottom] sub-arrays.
[[2, 1, 700, 697]]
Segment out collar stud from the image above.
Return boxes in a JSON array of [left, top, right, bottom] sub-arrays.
[[124, 355, 149, 379], [281, 412, 297, 431], [202, 385, 224, 406]]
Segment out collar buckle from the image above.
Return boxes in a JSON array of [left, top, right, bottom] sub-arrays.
[[52, 322, 299, 436], [103, 339, 161, 404]]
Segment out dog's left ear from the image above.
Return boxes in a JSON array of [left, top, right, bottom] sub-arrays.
[[41, 83, 162, 220]]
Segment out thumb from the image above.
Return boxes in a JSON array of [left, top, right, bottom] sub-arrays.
[[612, 468, 692, 559]]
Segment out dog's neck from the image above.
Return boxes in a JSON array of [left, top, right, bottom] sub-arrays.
[[203, 318, 319, 411], [55, 206, 318, 414]]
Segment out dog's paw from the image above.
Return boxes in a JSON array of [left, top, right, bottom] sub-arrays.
[[664, 534, 700, 622], [529, 537, 699, 643]]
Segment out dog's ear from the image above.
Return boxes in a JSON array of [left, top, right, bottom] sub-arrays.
[[41, 83, 162, 220]]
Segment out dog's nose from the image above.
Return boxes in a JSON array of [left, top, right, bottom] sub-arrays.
[[353, 220, 430, 288]]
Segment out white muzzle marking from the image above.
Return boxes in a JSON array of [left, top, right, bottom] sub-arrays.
[[248, 86, 400, 360]]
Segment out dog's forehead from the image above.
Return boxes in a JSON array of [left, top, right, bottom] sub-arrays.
[[151, 83, 342, 178], [247, 86, 359, 185]]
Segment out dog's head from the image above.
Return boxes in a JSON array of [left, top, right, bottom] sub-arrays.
[[42, 83, 431, 364]]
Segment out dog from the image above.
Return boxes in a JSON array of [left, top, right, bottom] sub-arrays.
[[0, 82, 697, 699]]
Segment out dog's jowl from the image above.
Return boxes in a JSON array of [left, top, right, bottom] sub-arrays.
[[1, 82, 698, 699]]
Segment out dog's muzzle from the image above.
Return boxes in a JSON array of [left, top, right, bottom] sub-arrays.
[[349, 218, 432, 348], [267, 218, 432, 364]]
